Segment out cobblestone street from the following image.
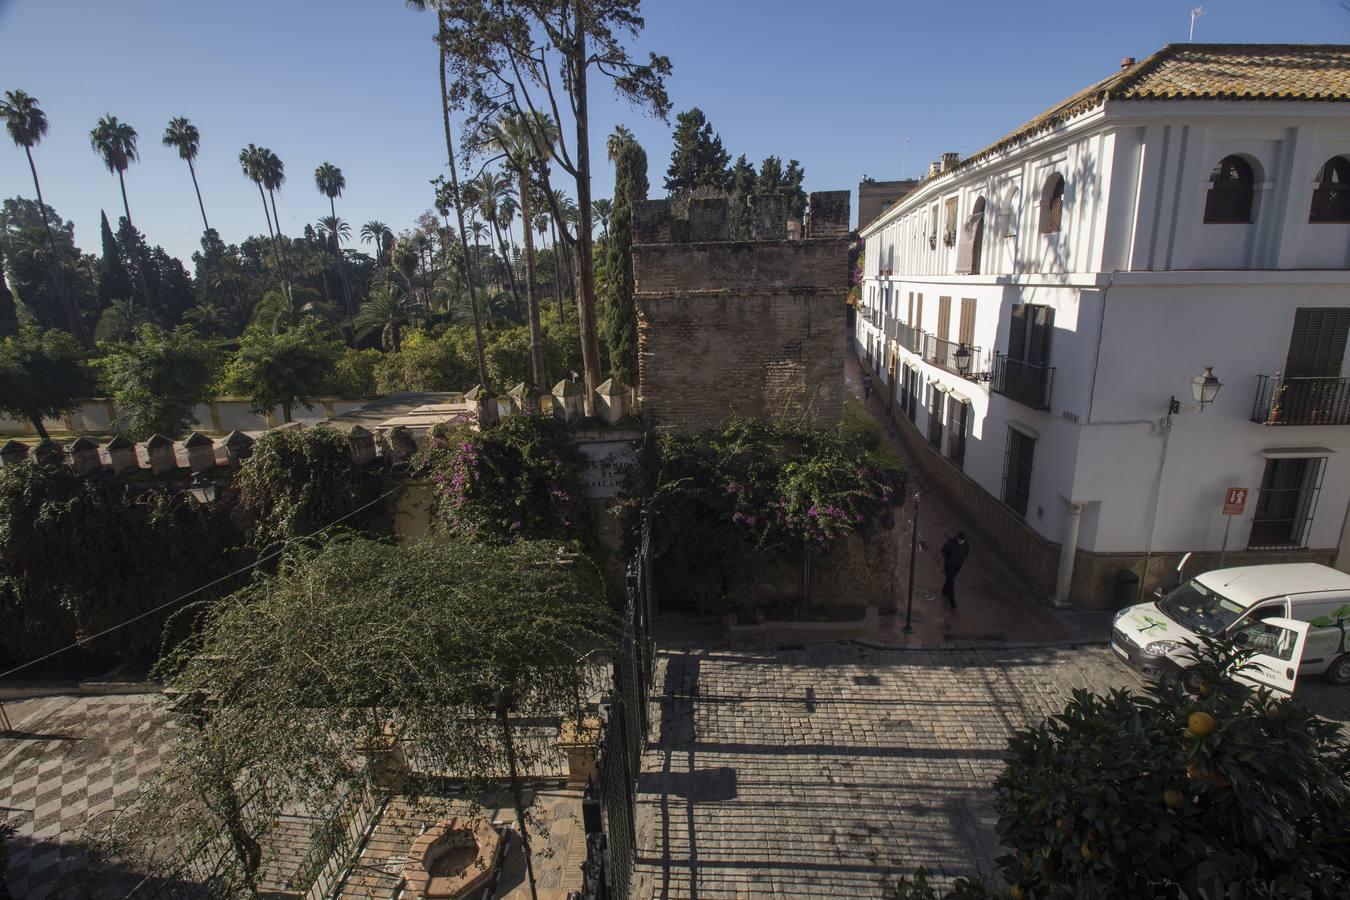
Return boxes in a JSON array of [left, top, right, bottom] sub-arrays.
[[633, 642, 1350, 899]]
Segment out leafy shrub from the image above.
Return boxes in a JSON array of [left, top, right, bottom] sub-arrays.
[[329, 347, 382, 398], [890, 640, 1350, 899], [98, 324, 218, 439], [0, 455, 242, 664], [651, 417, 901, 609], [413, 414, 589, 545], [235, 426, 386, 549]]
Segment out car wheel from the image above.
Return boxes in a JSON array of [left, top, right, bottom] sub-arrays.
[[1326, 655, 1350, 686]]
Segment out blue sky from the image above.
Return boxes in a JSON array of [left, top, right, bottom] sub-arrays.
[[2, 0, 1349, 265]]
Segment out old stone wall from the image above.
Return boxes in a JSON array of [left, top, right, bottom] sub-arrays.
[[634, 191, 852, 433]]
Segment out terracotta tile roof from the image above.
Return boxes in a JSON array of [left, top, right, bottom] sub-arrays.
[[954, 44, 1350, 173]]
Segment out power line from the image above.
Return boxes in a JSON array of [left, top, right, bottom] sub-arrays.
[[0, 487, 401, 683]]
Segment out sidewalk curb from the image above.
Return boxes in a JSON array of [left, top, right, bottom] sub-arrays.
[[851, 637, 1111, 652]]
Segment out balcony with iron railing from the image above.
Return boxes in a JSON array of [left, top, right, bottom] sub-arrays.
[[992, 353, 1055, 410], [922, 334, 987, 380], [894, 322, 924, 355], [1250, 374, 1350, 426]]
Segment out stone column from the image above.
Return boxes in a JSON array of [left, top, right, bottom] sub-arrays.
[[68, 437, 102, 475], [0, 440, 29, 468], [145, 434, 177, 475], [594, 378, 630, 424], [218, 431, 256, 468], [105, 435, 138, 473], [465, 384, 498, 427], [347, 425, 376, 465], [749, 194, 787, 239], [551, 379, 586, 421]]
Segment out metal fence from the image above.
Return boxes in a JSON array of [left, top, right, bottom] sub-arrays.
[[1250, 374, 1350, 426], [572, 516, 655, 900]]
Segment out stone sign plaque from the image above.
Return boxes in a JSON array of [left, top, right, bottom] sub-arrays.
[[579, 440, 638, 498]]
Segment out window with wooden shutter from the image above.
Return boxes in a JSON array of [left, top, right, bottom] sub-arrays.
[[1039, 173, 1065, 234], [1007, 304, 1054, 365], [956, 197, 986, 275], [1285, 308, 1350, 378], [937, 297, 952, 341], [959, 298, 977, 347]]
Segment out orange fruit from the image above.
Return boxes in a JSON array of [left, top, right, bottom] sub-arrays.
[[1163, 788, 1185, 809], [1010, 886, 1025, 900], [1187, 711, 1217, 737], [1081, 841, 1100, 862]]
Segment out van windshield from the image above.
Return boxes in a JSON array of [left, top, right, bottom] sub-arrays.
[[1157, 579, 1246, 636]]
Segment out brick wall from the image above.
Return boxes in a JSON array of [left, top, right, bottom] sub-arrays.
[[634, 192, 852, 432]]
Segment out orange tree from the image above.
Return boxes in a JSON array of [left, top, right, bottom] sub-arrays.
[[893, 642, 1350, 899]]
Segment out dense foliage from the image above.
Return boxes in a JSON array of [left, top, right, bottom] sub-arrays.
[[0, 325, 95, 438], [0, 454, 242, 663], [651, 417, 901, 610], [220, 321, 342, 422], [235, 425, 387, 550], [95, 536, 612, 893], [601, 128, 648, 386], [891, 641, 1350, 899], [98, 324, 218, 438], [414, 414, 590, 546]]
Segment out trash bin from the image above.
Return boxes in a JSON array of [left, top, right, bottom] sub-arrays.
[[1115, 569, 1140, 609]]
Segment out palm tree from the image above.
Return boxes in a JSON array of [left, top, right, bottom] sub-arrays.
[[533, 211, 562, 322], [314, 162, 354, 328], [0, 90, 86, 342], [162, 116, 209, 232], [551, 189, 577, 309], [360, 220, 392, 264], [90, 115, 140, 227], [592, 198, 613, 240], [392, 239, 420, 304], [472, 170, 521, 315], [239, 144, 288, 294], [607, 125, 635, 163], [94, 298, 152, 343], [491, 111, 557, 392], [90, 115, 152, 311], [354, 285, 417, 352], [258, 148, 293, 286]]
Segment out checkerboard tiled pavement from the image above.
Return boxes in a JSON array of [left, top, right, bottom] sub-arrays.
[[1, 692, 176, 899], [632, 643, 1350, 900]]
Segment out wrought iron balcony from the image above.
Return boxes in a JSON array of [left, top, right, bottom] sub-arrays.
[[1251, 374, 1350, 426], [992, 353, 1054, 410], [895, 323, 924, 354], [923, 335, 987, 380]]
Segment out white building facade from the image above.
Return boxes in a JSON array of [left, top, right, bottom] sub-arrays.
[[857, 45, 1350, 607]]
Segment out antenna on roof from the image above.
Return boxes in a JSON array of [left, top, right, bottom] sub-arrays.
[[1189, 6, 1204, 42]]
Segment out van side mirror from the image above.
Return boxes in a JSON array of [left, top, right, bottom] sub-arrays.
[[1153, 587, 1165, 600]]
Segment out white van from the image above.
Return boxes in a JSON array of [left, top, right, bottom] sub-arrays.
[[1110, 562, 1350, 693]]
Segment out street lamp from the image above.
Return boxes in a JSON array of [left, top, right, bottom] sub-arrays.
[[187, 473, 216, 504], [1169, 366, 1223, 415], [953, 344, 972, 377]]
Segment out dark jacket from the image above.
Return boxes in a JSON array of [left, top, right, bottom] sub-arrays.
[[941, 536, 970, 574]]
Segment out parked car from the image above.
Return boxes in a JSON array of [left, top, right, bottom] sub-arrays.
[[1111, 562, 1350, 693]]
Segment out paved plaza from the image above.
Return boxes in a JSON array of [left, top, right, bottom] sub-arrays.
[[632, 642, 1350, 899]]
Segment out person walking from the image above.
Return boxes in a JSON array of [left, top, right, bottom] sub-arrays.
[[862, 373, 873, 403], [940, 531, 970, 609]]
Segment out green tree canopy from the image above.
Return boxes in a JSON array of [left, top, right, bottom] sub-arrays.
[[96, 537, 613, 892], [99, 324, 218, 439], [664, 107, 731, 194], [0, 325, 96, 438], [220, 320, 341, 423], [892, 641, 1350, 900], [602, 128, 649, 385]]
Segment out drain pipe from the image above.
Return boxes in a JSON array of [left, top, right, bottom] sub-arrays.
[[1139, 413, 1175, 602]]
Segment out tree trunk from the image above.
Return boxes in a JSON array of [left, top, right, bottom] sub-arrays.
[[24, 147, 87, 345], [391, 321, 401, 354], [570, 6, 603, 412], [281, 402, 293, 424], [520, 172, 545, 393], [118, 169, 155, 317], [330, 196, 355, 343], [267, 190, 295, 294], [438, 7, 489, 388], [188, 158, 210, 233], [28, 414, 49, 441], [549, 219, 564, 322], [491, 216, 522, 318], [256, 183, 286, 294]]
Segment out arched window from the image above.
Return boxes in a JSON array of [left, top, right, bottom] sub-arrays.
[[1038, 173, 1065, 235], [1310, 156, 1350, 223], [1204, 155, 1256, 224]]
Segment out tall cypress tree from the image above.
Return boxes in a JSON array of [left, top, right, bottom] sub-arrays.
[[96, 211, 134, 309], [664, 108, 730, 195], [603, 132, 649, 386], [727, 155, 757, 239]]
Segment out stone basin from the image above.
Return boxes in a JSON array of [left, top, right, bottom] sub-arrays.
[[402, 816, 502, 899]]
